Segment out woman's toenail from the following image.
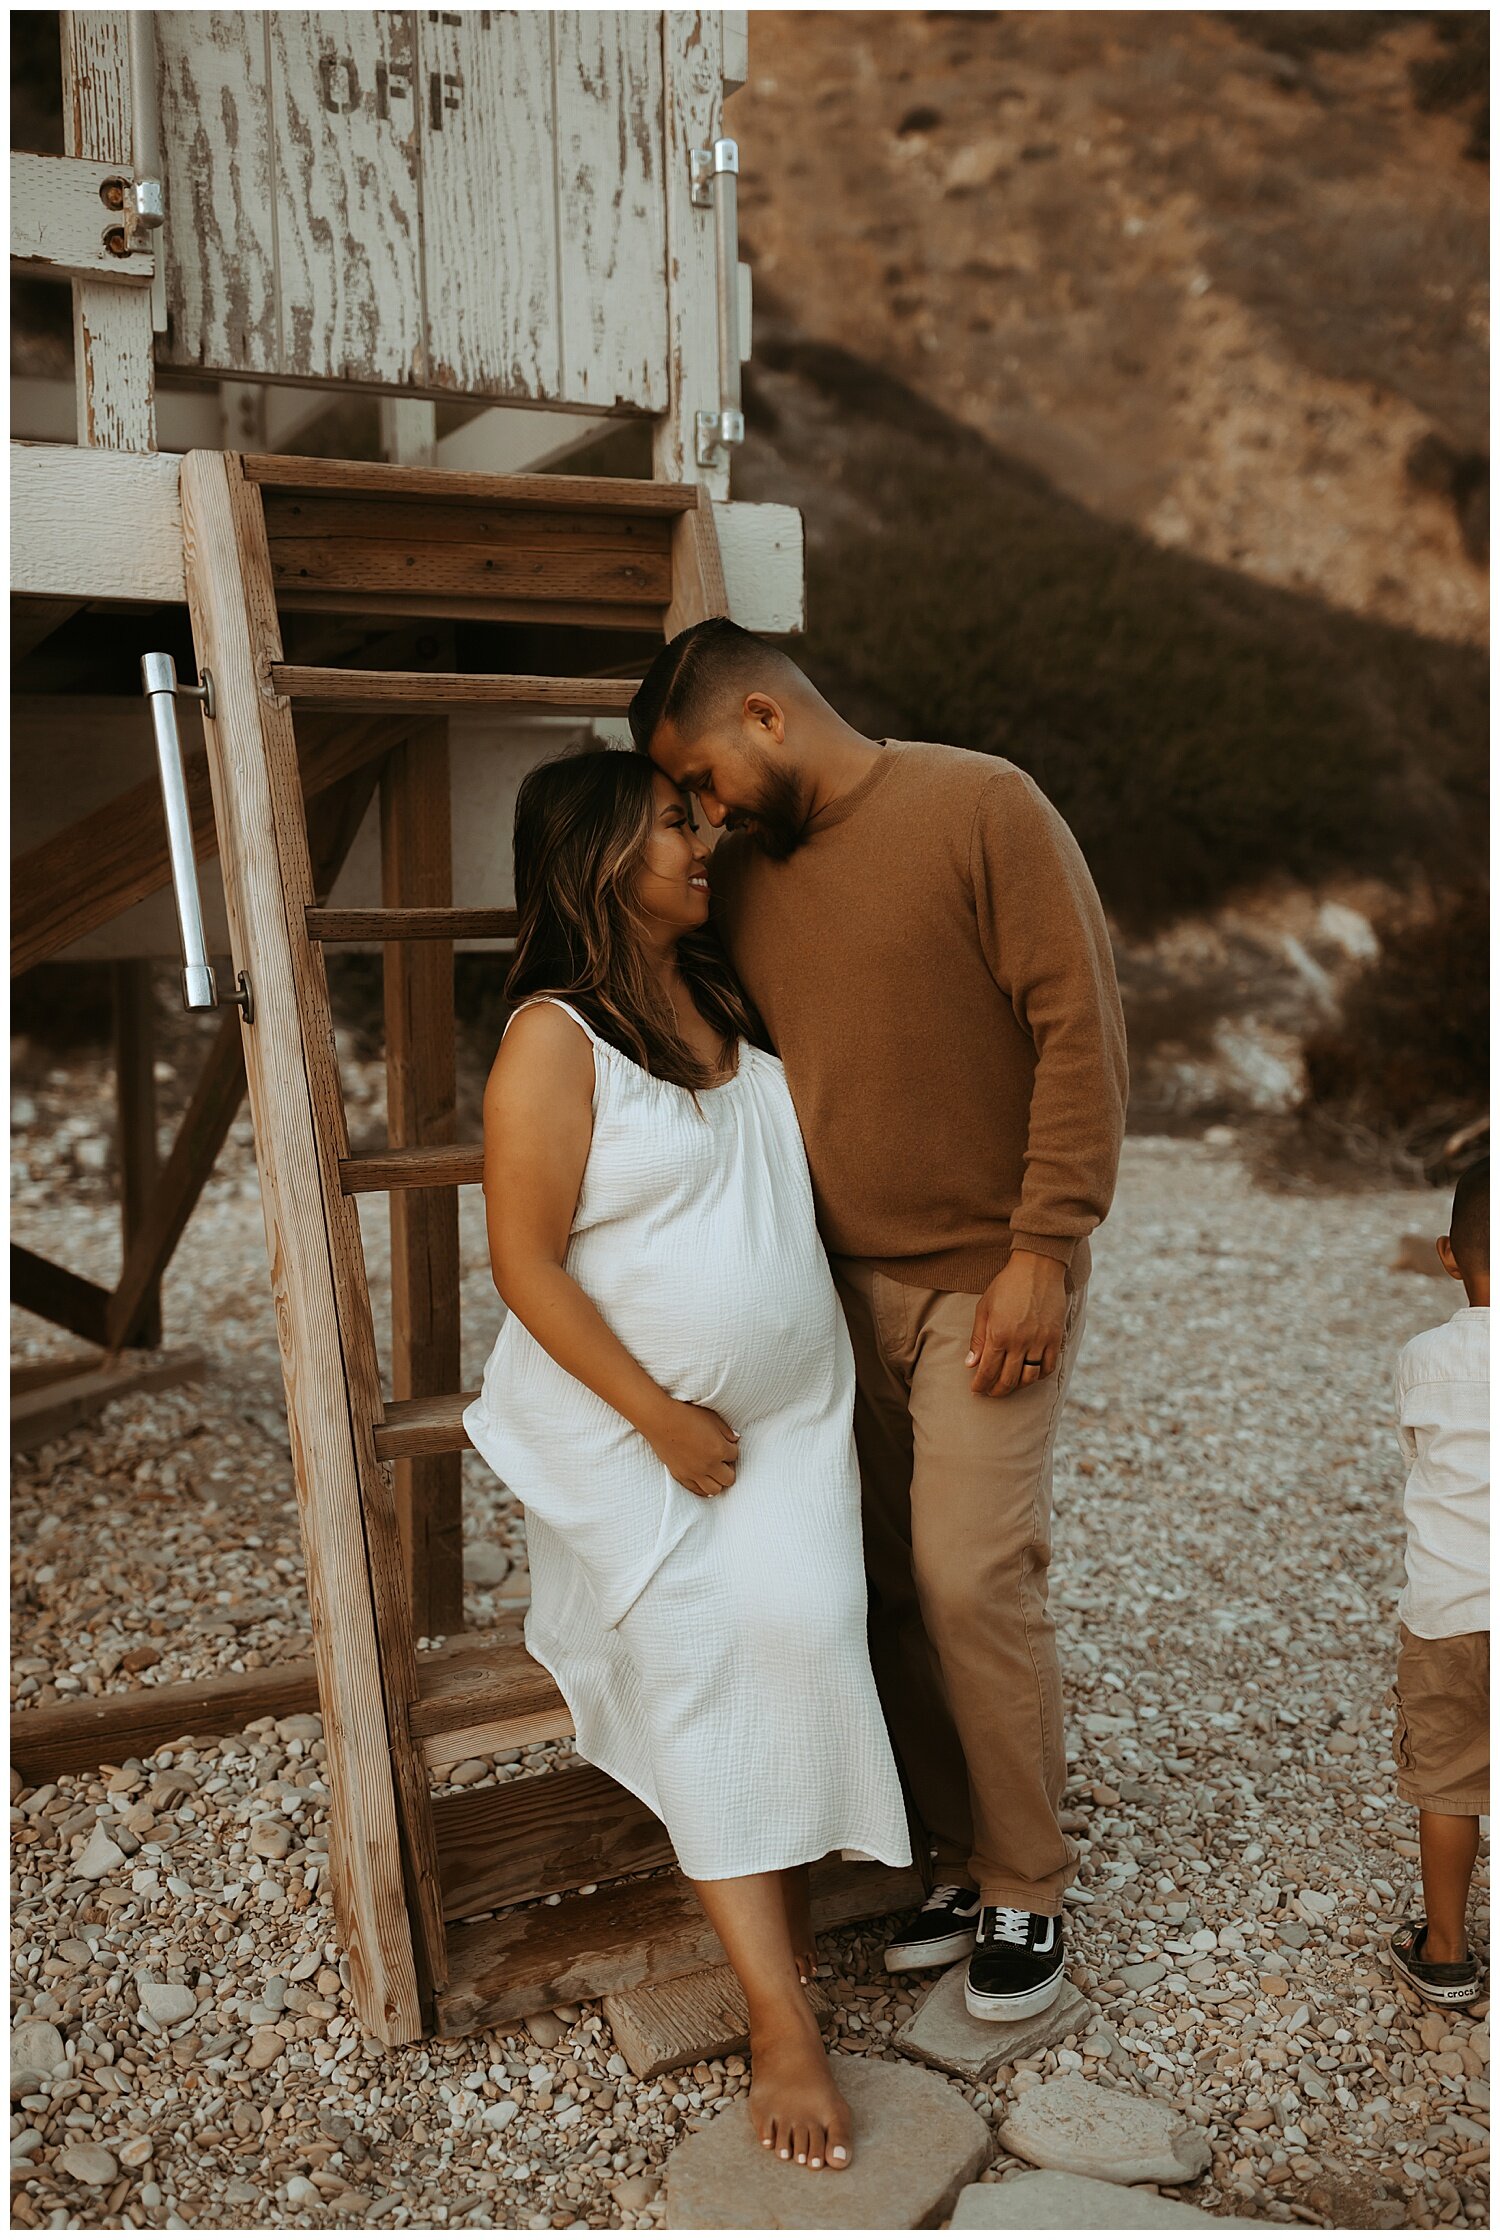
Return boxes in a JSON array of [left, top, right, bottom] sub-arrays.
[[779, 2149, 790, 2160], [831, 2147, 848, 2162], [797, 2153, 806, 2164], [810, 2158, 822, 2168]]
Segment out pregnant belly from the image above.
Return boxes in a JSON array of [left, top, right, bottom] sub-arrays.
[[570, 1234, 849, 1426]]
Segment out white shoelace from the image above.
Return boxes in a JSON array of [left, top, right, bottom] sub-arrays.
[[986, 1905, 1031, 1945], [920, 1882, 973, 1914]]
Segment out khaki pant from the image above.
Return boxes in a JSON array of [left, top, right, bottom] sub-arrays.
[[830, 1259, 1087, 1914]]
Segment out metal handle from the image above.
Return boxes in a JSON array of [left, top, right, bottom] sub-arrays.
[[140, 652, 253, 1022], [693, 138, 745, 468]]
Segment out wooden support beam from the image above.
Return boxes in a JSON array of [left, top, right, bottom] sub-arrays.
[[99, 769, 374, 1356], [180, 448, 436, 2044], [11, 1346, 206, 1457], [10, 150, 155, 284], [104, 1013, 244, 1352], [655, 14, 728, 499], [309, 908, 516, 944], [10, 1625, 523, 1786], [112, 960, 161, 1348], [11, 1244, 110, 1347], [433, 1762, 672, 1922], [381, 725, 464, 1639], [11, 710, 410, 978], [60, 13, 155, 451], [272, 667, 637, 716]]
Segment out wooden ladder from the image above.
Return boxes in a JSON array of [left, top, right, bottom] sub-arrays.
[[176, 449, 919, 2046]]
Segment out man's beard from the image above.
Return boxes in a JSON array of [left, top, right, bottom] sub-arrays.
[[725, 758, 808, 860]]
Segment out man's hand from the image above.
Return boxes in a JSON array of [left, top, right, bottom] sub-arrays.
[[966, 1251, 1068, 1397]]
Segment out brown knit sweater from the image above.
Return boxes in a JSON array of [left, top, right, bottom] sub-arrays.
[[709, 741, 1128, 1295]]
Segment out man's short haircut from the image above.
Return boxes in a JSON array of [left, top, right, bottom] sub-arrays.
[[1448, 1155, 1489, 1273], [628, 616, 795, 756]]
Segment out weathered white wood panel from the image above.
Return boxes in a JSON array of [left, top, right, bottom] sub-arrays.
[[722, 10, 749, 94], [268, 10, 424, 385], [10, 442, 185, 600], [554, 12, 668, 411], [157, 11, 279, 375], [146, 9, 720, 411], [10, 152, 155, 283], [418, 9, 560, 400], [61, 11, 156, 449], [715, 500, 803, 633], [655, 12, 726, 494]]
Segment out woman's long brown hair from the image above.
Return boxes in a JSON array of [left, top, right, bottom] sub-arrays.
[[505, 747, 763, 1091]]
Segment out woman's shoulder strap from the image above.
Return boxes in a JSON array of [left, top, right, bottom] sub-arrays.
[[502, 994, 601, 1047]]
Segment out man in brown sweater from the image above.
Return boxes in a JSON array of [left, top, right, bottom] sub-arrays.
[[630, 618, 1127, 2022]]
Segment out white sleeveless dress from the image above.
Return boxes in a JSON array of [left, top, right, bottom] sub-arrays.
[[463, 997, 912, 1882]]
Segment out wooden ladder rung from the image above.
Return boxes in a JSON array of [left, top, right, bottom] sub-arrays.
[[414, 1635, 571, 1767], [374, 1391, 478, 1462], [339, 1145, 483, 1195], [272, 666, 639, 715], [307, 907, 517, 942], [243, 454, 702, 512]]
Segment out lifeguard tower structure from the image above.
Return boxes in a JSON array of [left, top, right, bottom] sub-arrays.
[[11, 11, 918, 2046]]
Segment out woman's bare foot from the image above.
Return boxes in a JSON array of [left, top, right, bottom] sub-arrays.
[[747, 1998, 853, 2171], [778, 1864, 819, 1985]]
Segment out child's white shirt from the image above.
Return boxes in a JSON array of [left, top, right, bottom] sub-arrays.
[[1395, 1303, 1489, 1640]]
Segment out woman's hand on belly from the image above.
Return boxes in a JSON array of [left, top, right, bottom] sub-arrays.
[[641, 1394, 741, 1499]]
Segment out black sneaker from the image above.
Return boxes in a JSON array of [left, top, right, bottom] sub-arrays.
[[882, 1882, 981, 1971], [1389, 1919, 1482, 2010], [964, 1907, 1066, 2021]]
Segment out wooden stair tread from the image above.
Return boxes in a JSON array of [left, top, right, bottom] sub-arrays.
[[243, 454, 701, 512], [436, 1856, 924, 2036], [414, 1634, 565, 1739], [307, 907, 517, 942], [340, 1144, 482, 1194], [433, 1761, 671, 1922], [273, 666, 640, 713], [374, 1391, 478, 1460]]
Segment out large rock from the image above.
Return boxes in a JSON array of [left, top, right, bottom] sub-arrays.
[[952, 2172, 1262, 2227], [137, 1979, 197, 2027], [998, 2074, 1211, 2187], [75, 1825, 125, 1881], [10, 2020, 66, 2087], [664, 2052, 990, 2229], [894, 1964, 1092, 2083]]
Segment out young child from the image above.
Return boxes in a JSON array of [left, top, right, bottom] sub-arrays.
[[1387, 1157, 1489, 2008]]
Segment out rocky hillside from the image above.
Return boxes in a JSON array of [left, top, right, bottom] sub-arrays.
[[728, 11, 1488, 645]]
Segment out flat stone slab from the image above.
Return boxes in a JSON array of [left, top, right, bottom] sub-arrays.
[[663, 2052, 990, 2228], [894, 1963, 1093, 2083], [998, 2073, 1212, 2187], [952, 2172, 1263, 2227]]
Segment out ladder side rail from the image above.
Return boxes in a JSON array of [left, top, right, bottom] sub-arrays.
[[381, 726, 465, 1637], [177, 448, 441, 2043]]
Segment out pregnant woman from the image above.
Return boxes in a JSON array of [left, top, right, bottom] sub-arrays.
[[464, 748, 911, 2175]]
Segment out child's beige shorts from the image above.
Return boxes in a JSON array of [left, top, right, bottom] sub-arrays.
[[1391, 1624, 1490, 1816]]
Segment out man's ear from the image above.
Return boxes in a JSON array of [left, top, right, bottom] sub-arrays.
[[1436, 1234, 1464, 1282], [743, 691, 785, 744]]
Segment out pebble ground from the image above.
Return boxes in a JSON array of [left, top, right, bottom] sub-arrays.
[[11, 1055, 1489, 2229]]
